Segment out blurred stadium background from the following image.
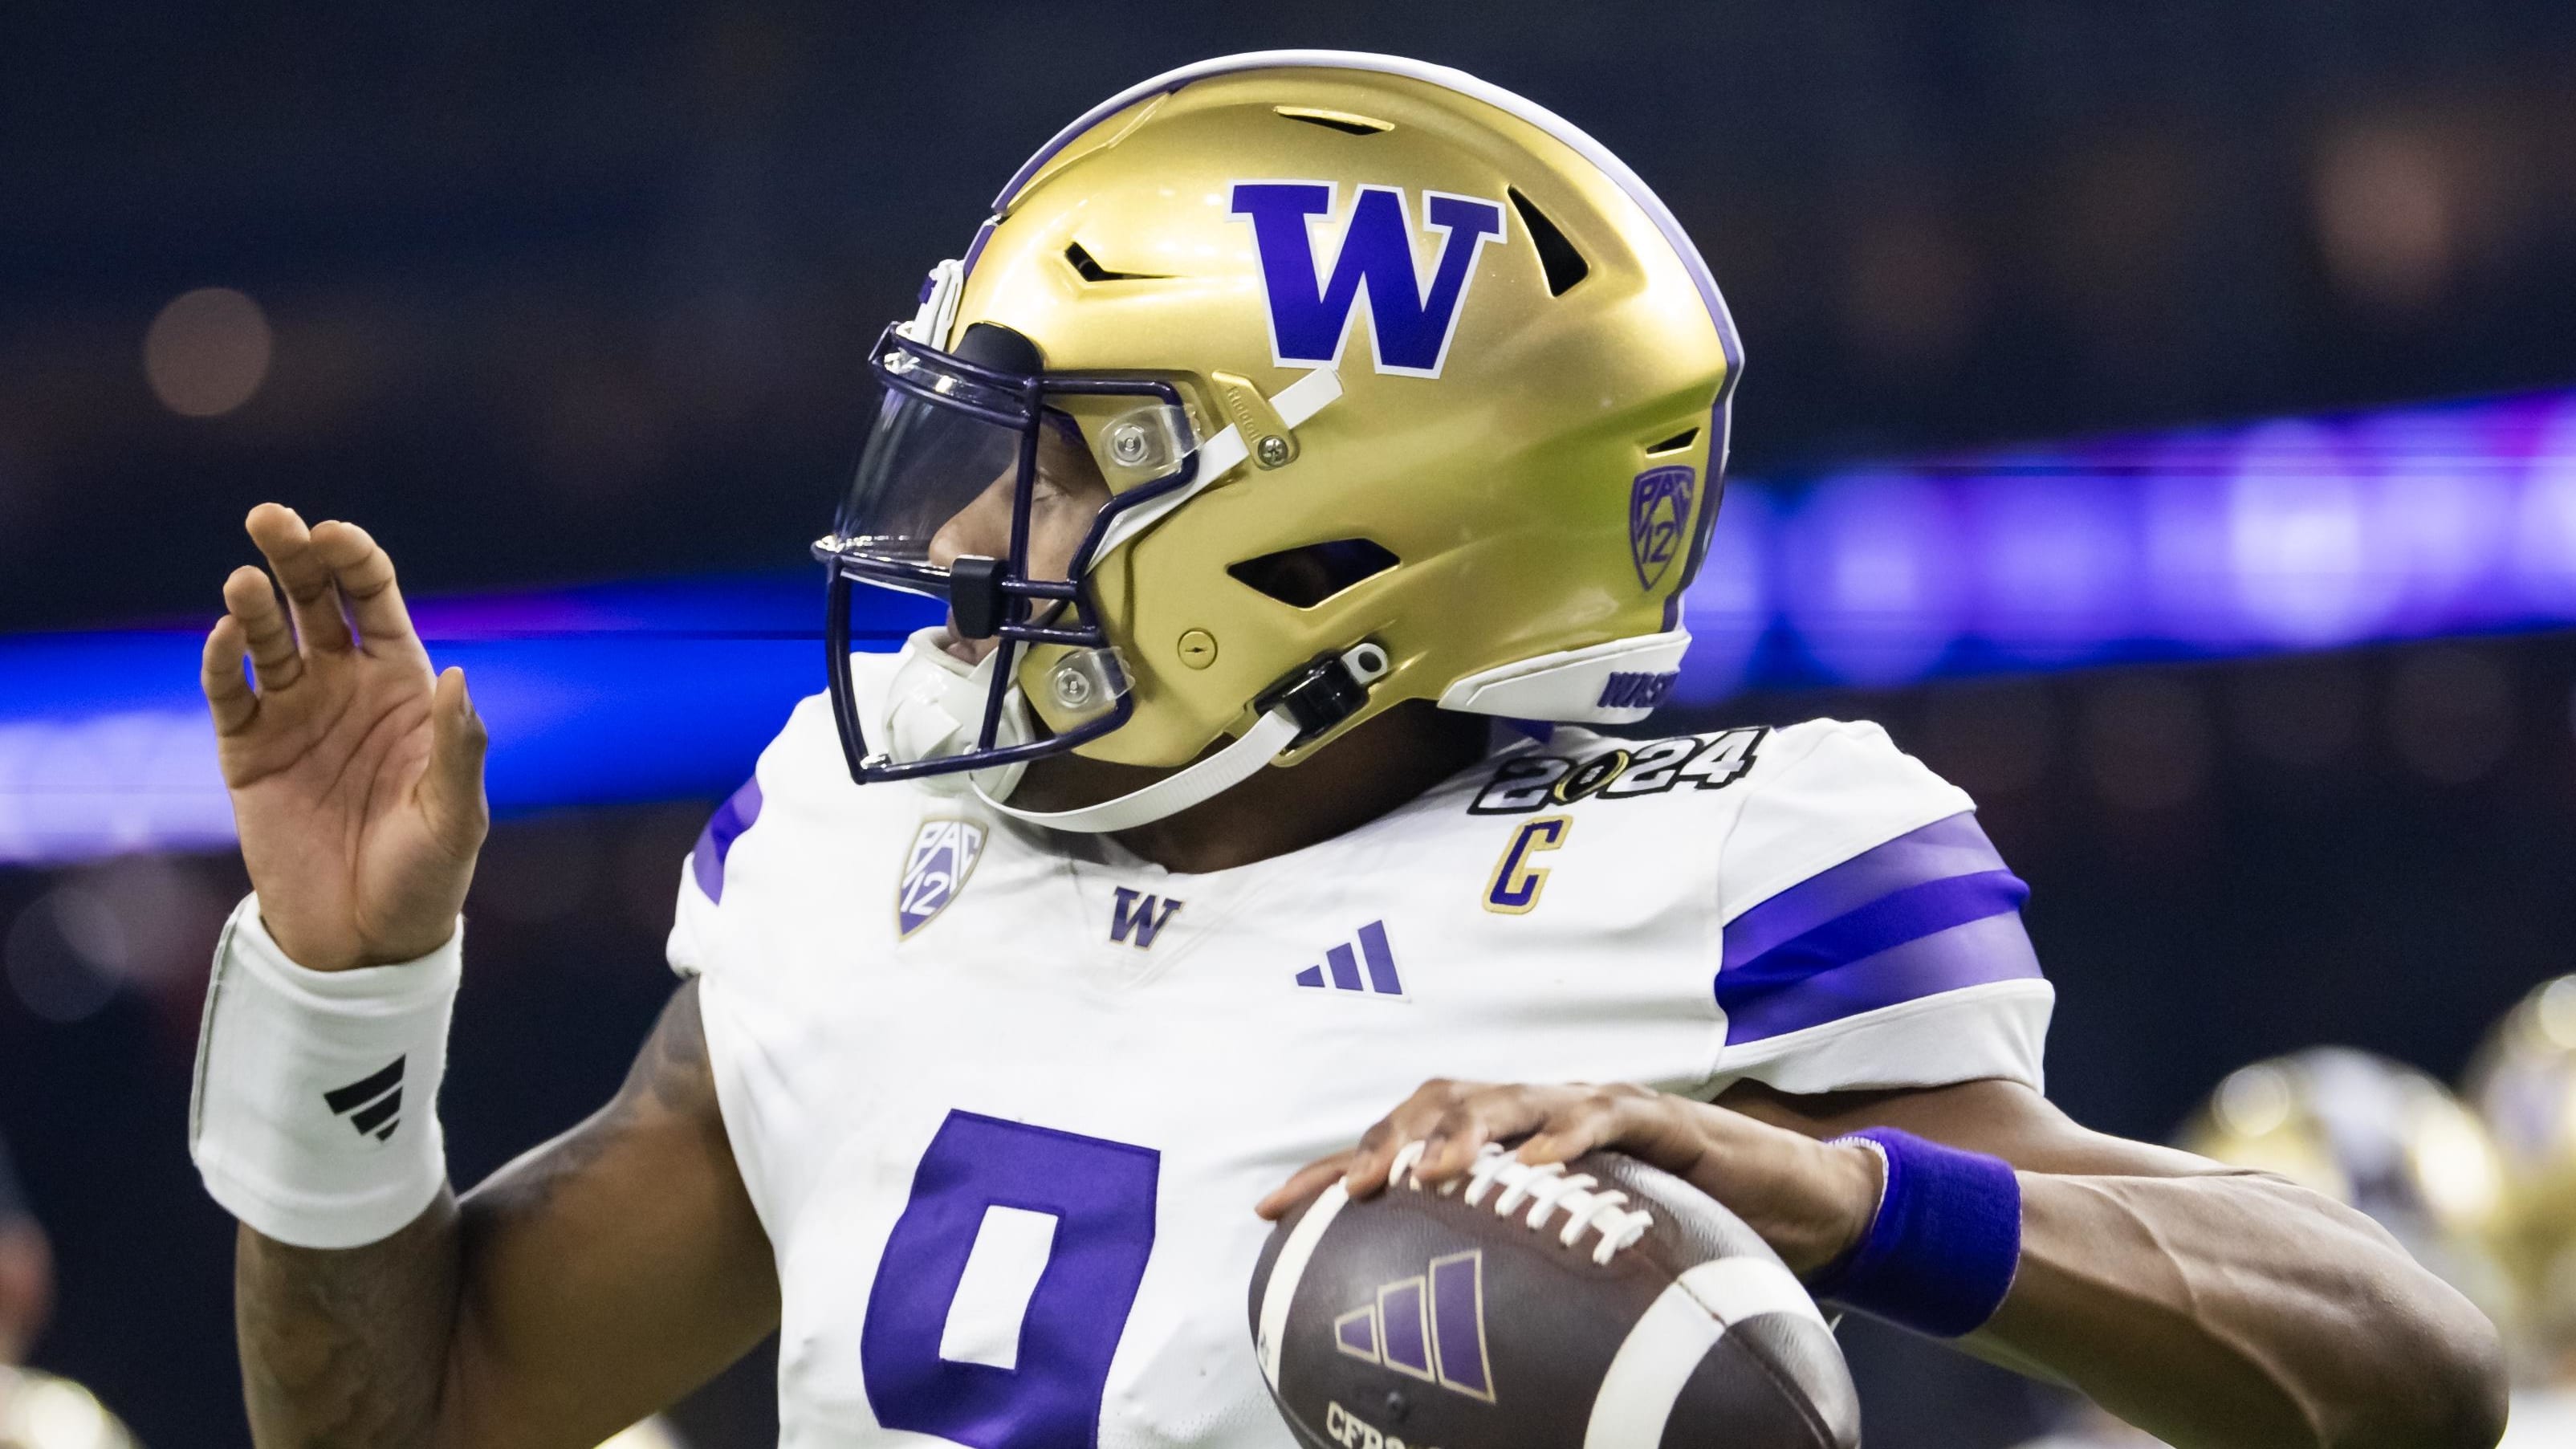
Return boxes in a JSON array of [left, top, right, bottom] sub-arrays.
[[6, 3, 2576, 1445]]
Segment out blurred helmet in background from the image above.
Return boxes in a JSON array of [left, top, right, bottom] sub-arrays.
[[0, 1366, 140, 1449], [2464, 975, 2576, 1381], [596, 1417, 687, 1449], [2176, 1047, 2518, 1333]]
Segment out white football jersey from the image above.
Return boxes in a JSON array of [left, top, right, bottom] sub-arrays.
[[669, 658, 2053, 1449]]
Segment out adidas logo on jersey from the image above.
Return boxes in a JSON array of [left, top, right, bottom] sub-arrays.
[[1332, 1249, 1494, 1401], [1294, 922, 1403, 998]]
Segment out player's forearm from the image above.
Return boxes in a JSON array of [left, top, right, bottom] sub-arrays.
[[235, 1191, 465, 1449], [1984, 1170, 2506, 1449]]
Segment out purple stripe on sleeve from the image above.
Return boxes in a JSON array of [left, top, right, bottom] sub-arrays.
[[1721, 812, 2008, 968], [1720, 911, 2042, 1044], [1722, 869, 2029, 996], [689, 775, 764, 905], [1715, 810, 2039, 1044]]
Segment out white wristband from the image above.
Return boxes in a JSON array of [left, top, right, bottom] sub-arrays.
[[189, 893, 460, 1249]]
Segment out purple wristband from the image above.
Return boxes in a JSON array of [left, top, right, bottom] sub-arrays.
[[1805, 1127, 2021, 1337]]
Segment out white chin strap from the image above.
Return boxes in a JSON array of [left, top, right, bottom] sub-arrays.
[[973, 641, 1393, 835], [973, 707, 1304, 833], [878, 629, 1032, 801]]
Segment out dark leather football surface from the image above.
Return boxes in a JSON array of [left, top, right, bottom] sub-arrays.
[[1248, 1146, 1860, 1449]]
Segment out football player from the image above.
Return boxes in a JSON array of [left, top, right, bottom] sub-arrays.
[[189, 52, 2503, 1449]]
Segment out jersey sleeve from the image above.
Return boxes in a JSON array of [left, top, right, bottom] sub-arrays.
[[1708, 720, 2053, 1095], [667, 771, 764, 979]]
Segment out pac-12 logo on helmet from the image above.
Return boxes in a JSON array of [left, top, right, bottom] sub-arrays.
[[1629, 465, 1697, 590], [1231, 182, 1508, 378]]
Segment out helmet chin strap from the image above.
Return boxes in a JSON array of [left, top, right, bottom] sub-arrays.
[[973, 641, 1391, 834], [972, 707, 1302, 833]]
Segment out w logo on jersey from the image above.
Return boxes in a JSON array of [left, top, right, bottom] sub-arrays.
[[897, 819, 987, 938], [1333, 1250, 1495, 1402], [1109, 886, 1183, 949], [1231, 181, 1508, 378]]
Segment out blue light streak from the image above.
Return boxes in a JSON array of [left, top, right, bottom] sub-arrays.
[[6, 388, 2576, 864]]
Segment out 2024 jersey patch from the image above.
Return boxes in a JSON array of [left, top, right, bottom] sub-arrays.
[[1467, 727, 1768, 816]]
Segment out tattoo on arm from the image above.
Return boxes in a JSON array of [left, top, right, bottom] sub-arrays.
[[236, 1192, 462, 1449], [233, 981, 718, 1449]]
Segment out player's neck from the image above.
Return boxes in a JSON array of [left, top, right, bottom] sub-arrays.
[[1014, 702, 1491, 874]]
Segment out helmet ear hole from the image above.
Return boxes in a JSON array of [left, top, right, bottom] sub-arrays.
[[1227, 539, 1400, 609]]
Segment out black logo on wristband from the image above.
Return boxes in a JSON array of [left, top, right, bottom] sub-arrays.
[[322, 1057, 406, 1142]]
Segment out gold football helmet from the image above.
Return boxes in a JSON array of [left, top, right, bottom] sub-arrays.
[[2178, 1048, 2519, 1332], [2464, 975, 2576, 1377], [814, 51, 1740, 829]]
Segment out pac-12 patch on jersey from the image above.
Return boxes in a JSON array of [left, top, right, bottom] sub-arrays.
[[897, 819, 987, 938]]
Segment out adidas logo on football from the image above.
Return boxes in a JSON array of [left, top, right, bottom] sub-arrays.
[[1293, 922, 1402, 998], [322, 1056, 405, 1142], [1333, 1249, 1494, 1401]]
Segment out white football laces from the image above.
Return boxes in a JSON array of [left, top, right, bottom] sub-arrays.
[[1394, 1141, 1655, 1267]]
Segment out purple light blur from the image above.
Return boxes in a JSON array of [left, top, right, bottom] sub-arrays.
[[11, 387, 2576, 865], [1775, 470, 1968, 687], [1679, 384, 2576, 690]]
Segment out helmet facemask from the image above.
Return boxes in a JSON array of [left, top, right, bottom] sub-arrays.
[[814, 320, 1197, 788]]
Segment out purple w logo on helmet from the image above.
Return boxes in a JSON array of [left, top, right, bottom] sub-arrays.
[[1231, 182, 1507, 378]]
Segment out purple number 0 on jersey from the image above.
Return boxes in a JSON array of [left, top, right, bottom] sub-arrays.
[[861, 1110, 1161, 1449]]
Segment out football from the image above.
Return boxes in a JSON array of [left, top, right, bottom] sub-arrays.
[[1250, 1143, 1860, 1449]]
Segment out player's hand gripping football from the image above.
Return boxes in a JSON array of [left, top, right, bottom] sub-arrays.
[[201, 503, 488, 971], [1258, 1079, 1884, 1278]]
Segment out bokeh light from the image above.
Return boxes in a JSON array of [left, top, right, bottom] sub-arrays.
[[141, 287, 272, 418], [2313, 124, 2456, 316]]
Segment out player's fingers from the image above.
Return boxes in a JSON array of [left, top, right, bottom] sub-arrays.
[[1341, 1081, 1479, 1197], [1256, 1154, 1357, 1220], [309, 519, 419, 656], [222, 565, 303, 692], [415, 668, 490, 859], [200, 615, 258, 735], [245, 503, 351, 652], [1512, 1095, 1625, 1166], [1416, 1087, 1557, 1182], [1522, 1089, 1707, 1182]]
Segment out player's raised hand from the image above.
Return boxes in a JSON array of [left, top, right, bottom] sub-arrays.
[[201, 504, 487, 971]]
